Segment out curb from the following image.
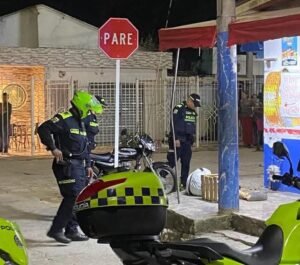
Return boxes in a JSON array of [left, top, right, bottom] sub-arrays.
[[165, 209, 265, 239]]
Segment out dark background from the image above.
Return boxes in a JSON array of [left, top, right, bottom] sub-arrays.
[[0, 0, 219, 74], [0, 0, 217, 38]]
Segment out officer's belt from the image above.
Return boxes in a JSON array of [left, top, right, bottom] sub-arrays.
[[67, 158, 86, 167]]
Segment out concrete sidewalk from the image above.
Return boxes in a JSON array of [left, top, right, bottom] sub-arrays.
[[0, 147, 298, 264], [156, 147, 299, 237]]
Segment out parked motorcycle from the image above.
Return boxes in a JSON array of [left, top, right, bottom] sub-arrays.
[[75, 140, 300, 265], [90, 131, 176, 194], [0, 218, 28, 265]]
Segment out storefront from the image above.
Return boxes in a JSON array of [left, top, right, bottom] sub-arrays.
[[0, 47, 172, 157], [158, 6, 300, 194], [0, 66, 45, 156], [264, 37, 300, 193]]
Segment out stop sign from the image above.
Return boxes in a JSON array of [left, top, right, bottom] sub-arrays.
[[98, 18, 139, 59]]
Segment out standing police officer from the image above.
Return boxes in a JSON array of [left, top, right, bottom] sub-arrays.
[[167, 93, 201, 189], [38, 90, 103, 244]]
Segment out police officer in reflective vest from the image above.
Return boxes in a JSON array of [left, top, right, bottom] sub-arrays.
[[84, 96, 107, 152], [38, 90, 103, 244], [167, 93, 201, 189]]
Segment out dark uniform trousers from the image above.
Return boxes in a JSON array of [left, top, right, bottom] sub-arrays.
[[166, 102, 196, 188], [167, 139, 193, 187], [50, 159, 86, 234], [37, 109, 90, 235]]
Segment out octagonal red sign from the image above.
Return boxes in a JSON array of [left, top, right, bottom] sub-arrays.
[[98, 18, 139, 59]]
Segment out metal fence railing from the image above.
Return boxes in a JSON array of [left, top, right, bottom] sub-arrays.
[[0, 71, 264, 156]]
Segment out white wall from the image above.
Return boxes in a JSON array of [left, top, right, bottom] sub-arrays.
[[37, 5, 98, 49], [0, 7, 39, 47], [264, 37, 300, 73], [47, 67, 159, 84], [0, 4, 98, 49]]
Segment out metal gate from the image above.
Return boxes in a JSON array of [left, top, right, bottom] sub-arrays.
[[83, 76, 263, 149], [88, 81, 143, 145], [0, 72, 263, 156], [86, 77, 219, 148], [45, 80, 72, 119]]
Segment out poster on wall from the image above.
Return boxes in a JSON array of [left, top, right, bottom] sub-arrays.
[[264, 72, 300, 140], [264, 37, 300, 193], [282, 37, 298, 67]]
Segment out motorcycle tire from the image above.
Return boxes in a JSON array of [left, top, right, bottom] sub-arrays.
[[152, 164, 176, 194]]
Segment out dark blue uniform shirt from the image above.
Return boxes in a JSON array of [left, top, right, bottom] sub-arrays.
[[38, 108, 90, 165], [171, 101, 197, 143]]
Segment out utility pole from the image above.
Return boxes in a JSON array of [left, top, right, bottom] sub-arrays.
[[217, 0, 239, 213]]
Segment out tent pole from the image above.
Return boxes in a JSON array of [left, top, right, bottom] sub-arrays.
[[217, 0, 239, 213], [171, 48, 181, 204]]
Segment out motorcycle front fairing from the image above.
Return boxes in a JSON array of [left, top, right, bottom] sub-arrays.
[[0, 218, 28, 265], [265, 200, 300, 264]]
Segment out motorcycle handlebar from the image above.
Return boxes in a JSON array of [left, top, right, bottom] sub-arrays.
[[272, 174, 300, 190], [272, 175, 284, 180], [295, 179, 300, 189]]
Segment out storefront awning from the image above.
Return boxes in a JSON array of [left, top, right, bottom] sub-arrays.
[[159, 20, 217, 50], [159, 6, 300, 50]]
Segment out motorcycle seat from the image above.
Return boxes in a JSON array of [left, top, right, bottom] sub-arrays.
[[90, 153, 113, 162], [184, 225, 283, 265]]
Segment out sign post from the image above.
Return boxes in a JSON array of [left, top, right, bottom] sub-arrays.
[[98, 18, 139, 167]]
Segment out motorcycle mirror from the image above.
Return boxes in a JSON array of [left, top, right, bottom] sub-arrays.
[[273, 141, 289, 158], [297, 160, 300, 172], [121, 128, 128, 136], [273, 141, 294, 176]]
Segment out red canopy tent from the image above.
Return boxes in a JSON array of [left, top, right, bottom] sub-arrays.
[[159, 6, 300, 50]]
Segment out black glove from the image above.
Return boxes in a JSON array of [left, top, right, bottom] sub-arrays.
[[282, 173, 294, 186]]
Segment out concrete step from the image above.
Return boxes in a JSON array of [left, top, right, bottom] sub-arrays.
[[212, 230, 258, 246], [162, 229, 258, 250], [195, 230, 258, 249], [166, 190, 299, 239], [231, 212, 265, 236]]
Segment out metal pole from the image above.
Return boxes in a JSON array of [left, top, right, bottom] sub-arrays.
[[135, 79, 140, 132], [196, 76, 200, 149], [217, 0, 239, 213], [246, 52, 254, 79], [1, 91, 4, 155], [31, 76, 35, 156], [70, 76, 74, 107], [114, 59, 120, 168], [171, 48, 181, 204]]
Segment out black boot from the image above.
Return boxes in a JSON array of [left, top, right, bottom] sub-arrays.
[[47, 230, 71, 244], [65, 231, 89, 241]]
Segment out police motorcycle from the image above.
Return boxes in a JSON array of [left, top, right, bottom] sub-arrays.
[[75, 140, 300, 265], [90, 129, 176, 194], [0, 218, 28, 265]]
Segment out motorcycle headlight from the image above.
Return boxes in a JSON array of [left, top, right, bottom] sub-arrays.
[[145, 142, 156, 152], [120, 161, 132, 169]]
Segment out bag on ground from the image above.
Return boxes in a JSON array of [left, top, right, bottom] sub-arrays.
[[186, 167, 211, 196]]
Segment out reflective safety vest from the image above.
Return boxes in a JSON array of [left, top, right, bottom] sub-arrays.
[[38, 109, 89, 159]]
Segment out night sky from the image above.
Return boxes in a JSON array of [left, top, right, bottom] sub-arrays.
[[0, 0, 217, 39], [0, 0, 218, 73]]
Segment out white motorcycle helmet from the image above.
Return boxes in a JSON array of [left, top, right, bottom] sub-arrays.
[[186, 167, 211, 196]]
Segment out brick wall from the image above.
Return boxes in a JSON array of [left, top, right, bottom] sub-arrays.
[[0, 47, 172, 70]]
